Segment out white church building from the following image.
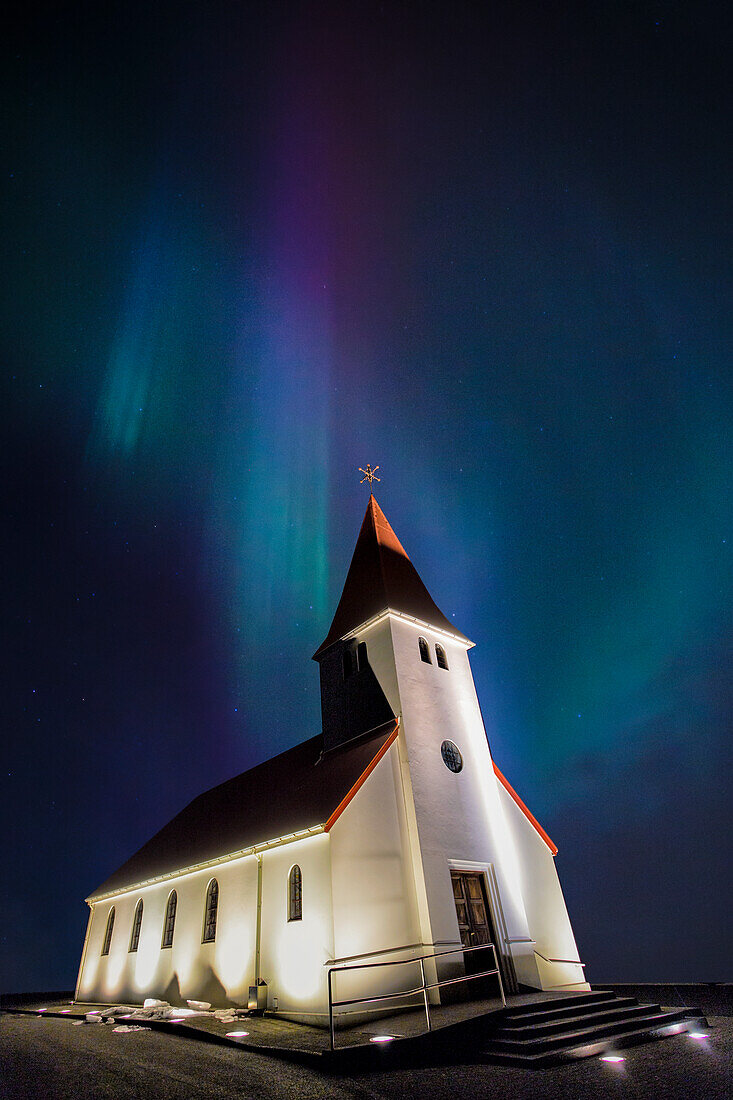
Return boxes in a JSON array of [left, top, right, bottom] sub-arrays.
[[75, 495, 588, 1023]]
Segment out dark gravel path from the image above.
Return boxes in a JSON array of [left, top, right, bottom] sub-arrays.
[[1, 1011, 730, 1100]]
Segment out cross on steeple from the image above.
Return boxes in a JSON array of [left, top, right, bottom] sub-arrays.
[[358, 464, 380, 486]]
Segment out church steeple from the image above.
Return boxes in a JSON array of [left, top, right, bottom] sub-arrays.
[[313, 495, 470, 660]]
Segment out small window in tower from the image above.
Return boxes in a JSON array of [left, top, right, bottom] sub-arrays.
[[202, 878, 219, 943], [101, 907, 115, 956], [419, 637, 432, 663], [343, 642, 366, 678], [162, 890, 177, 949], [288, 864, 302, 921], [343, 647, 356, 679], [435, 644, 449, 670], [129, 899, 144, 953]]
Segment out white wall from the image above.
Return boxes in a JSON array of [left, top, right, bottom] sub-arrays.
[[77, 858, 257, 1006], [77, 832, 335, 1016], [257, 833, 334, 1023], [496, 784, 589, 990], [330, 744, 419, 962], [328, 739, 427, 1022], [386, 615, 543, 986]]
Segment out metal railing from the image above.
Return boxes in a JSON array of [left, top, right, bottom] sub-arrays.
[[327, 942, 505, 1051], [534, 949, 586, 966]]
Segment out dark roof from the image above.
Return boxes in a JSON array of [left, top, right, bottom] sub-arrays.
[[88, 725, 395, 900], [313, 495, 471, 658]]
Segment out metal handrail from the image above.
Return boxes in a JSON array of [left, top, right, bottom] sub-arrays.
[[534, 949, 586, 966], [327, 941, 505, 1051]]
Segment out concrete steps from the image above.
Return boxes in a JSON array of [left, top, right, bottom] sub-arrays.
[[475, 990, 706, 1066]]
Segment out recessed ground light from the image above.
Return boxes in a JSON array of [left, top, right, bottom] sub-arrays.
[[169, 1018, 185, 1023], [369, 1035, 395, 1044], [689, 1032, 708, 1039], [37, 1008, 47, 1013], [225, 1031, 250, 1039], [600, 1055, 625, 1063], [60, 1009, 71, 1014]]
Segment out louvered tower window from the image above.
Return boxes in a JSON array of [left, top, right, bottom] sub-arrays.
[[343, 641, 368, 679], [435, 644, 449, 670], [343, 647, 356, 678], [418, 637, 432, 663]]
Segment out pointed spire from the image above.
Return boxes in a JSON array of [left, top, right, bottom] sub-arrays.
[[313, 496, 470, 658]]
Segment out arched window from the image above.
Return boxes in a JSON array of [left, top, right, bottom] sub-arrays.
[[202, 878, 219, 943], [419, 637, 432, 663], [288, 865, 302, 921], [129, 899, 143, 953], [161, 891, 177, 949], [101, 907, 115, 956], [435, 644, 449, 670]]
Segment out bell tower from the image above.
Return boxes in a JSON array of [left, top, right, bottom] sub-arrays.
[[314, 493, 587, 992], [313, 494, 463, 754]]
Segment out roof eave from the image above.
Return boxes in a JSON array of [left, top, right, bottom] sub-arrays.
[[86, 824, 328, 904], [313, 607, 474, 660]]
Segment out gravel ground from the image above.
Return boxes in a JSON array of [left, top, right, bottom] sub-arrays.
[[1, 1011, 730, 1100]]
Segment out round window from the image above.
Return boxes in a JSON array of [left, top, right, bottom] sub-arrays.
[[440, 740, 463, 773]]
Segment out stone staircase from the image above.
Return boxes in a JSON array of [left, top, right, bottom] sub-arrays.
[[476, 989, 707, 1066]]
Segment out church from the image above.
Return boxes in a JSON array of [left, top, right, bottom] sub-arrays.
[[75, 493, 588, 1024]]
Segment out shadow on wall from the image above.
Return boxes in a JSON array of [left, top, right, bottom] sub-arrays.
[[193, 966, 229, 1008], [162, 972, 182, 1006], [108, 965, 233, 1009], [157, 966, 231, 1008]]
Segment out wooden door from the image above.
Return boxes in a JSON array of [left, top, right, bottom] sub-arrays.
[[451, 870, 493, 951], [450, 870, 513, 994]]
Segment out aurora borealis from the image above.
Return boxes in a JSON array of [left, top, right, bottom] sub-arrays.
[[3, 1, 730, 991]]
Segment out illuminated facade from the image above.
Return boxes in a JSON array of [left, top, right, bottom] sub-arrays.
[[76, 496, 588, 1021]]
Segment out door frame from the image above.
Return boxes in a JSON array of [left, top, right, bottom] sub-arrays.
[[447, 859, 517, 993]]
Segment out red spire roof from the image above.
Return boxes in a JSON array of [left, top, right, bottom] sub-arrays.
[[313, 495, 471, 658]]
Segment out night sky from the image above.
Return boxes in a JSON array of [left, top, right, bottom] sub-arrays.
[[3, 1, 730, 993]]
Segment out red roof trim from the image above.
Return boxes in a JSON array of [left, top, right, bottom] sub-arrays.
[[325, 719, 400, 832], [493, 762, 558, 856]]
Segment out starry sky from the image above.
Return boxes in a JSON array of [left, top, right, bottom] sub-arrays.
[[2, 0, 730, 993]]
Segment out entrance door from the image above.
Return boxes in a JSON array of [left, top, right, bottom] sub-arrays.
[[450, 870, 513, 994]]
